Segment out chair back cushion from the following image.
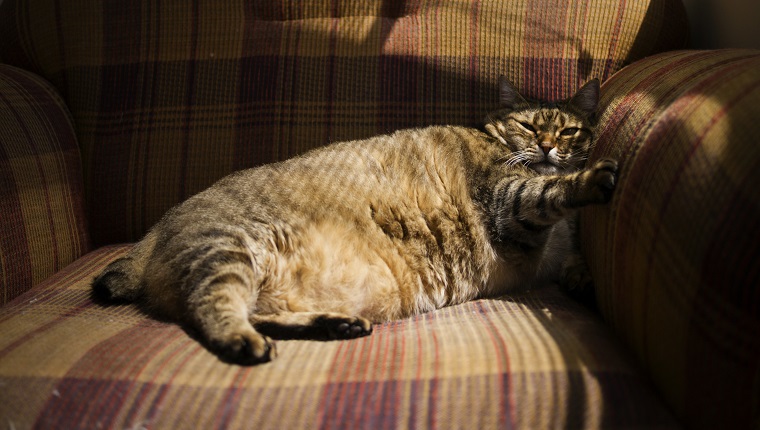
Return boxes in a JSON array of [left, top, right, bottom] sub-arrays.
[[0, 0, 689, 245]]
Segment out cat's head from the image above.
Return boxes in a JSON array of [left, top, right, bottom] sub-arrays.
[[484, 77, 600, 175]]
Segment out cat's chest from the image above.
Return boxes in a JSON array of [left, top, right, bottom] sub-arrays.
[[484, 220, 574, 294]]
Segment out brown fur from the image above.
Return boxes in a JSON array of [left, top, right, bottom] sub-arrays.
[[93, 78, 615, 364]]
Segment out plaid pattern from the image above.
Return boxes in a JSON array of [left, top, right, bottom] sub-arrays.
[[0, 246, 677, 429], [582, 50, 760, 430], [0, 0, 689, 246], [0, 65, 89, 305]]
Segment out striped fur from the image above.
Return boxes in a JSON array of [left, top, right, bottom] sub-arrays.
[[93, 81, 616, 364]]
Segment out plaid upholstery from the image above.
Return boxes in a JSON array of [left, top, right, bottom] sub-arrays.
[[0, 245, 677, 429], [0, 64, 89, 305], [582, 50, 760, 430], [0, 1, 699, 427], [0, 0, 689, 246]]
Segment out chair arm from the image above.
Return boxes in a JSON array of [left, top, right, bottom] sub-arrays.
[[582, 49, 760, 430], [0, 64, 90, 305]]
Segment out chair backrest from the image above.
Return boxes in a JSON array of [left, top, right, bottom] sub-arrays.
[[0, 0, 689, 246]]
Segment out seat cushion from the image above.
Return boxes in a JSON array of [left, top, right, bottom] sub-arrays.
[[582, 49, 760, 429], [0, 245, 677, 429], [0, 0, 689, 246]]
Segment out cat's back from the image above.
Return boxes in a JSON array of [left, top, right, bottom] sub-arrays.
[[180, 125, 495, 222]]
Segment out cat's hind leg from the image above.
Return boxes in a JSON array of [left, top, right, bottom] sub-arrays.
[[188, 279, 276, 365], [251, 312, 373, 341]]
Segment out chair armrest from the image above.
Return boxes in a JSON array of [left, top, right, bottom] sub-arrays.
[[582, 49, 760, 430], [0, 64, 90, 305]]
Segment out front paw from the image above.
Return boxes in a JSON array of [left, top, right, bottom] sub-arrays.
[[561, 262, 593, 295], [581, 158, 618, 204], [560, 263, 597, 309]]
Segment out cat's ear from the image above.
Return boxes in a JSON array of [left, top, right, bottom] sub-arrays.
[[499, 76, 528, 110], [568, 79, 600, 118]]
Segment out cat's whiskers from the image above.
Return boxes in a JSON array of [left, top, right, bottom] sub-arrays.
[[555, 150, 589, 168], [504, 150, 533, 168], [570, 152, 590, 167]]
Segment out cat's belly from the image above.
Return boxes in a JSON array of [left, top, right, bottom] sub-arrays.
[[255, 215, 491, 322], [255, 219, 408, 322], [484, 254, 526, 294]]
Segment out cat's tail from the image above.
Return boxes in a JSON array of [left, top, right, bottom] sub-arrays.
[[91, 231, 156, 304]]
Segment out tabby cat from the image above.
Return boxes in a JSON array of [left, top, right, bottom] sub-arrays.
[[93, 77, 616, 365]]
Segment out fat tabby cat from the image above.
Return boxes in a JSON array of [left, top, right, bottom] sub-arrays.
[[93, 77, 616, 365]]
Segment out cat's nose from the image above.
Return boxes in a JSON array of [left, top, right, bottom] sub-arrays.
[[540, 142, 553, 155]]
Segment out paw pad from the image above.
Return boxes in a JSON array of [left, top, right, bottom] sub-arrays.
[[318, 315, 373, 340]]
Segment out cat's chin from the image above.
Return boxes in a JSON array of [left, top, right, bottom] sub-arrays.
[[530, 162, 566, 175]]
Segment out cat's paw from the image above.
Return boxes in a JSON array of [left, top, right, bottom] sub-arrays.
[[561, 262, 593, 294], [560, 259, 597, 309], [211, 329, 277, 365], [314, 315, 373, 340], [560, 252, 596, 308], [581, 158, 618, 203]]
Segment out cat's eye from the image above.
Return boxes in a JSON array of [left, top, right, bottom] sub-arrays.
[[560, 127, 580, 136], [518, 122, 536, 134]]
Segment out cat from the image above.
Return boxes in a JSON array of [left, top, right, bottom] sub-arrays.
[[92, 77, 615, 365]]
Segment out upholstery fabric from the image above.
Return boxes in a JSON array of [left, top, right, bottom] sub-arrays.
[[0, 245, 677, 429], [582, 49, 760, 430], [0, 0, 689, 246], [0, 64, 89, 305]]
